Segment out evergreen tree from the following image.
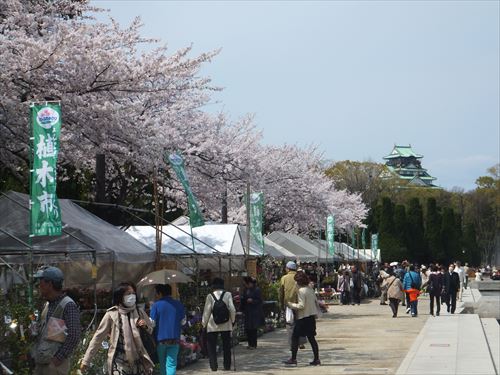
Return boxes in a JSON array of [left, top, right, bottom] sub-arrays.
[[378, 197, 402, 261], [407, 197, 428, 262], [440, 207, 457, 264], [463, 223, 481, 266], [454, 213, 464, 261], [394, 204, 409, 260], [425, 197, 443, 262]]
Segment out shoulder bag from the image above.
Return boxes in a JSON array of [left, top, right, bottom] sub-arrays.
[[137, 308, 159, 364]]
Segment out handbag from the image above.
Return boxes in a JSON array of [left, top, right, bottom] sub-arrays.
[[285, 306, 295, 324], [315, 298, 323, 319], [137, 309, 159, 364], [139, 326, 158, 364]]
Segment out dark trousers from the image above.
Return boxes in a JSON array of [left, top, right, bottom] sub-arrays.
[[341, 291, 350, 305], [389, 298, 400, 317], [405, 292, 411, 308], [291, 334, 319, 361], [430, 294, 440, 315], [207, 331, 231, 371], [246, 328, 257, 348], [351, 288, 361, 304], [446, 291, 457, 313]]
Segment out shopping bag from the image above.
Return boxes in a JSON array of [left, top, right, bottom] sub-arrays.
[[46, 317, 67, 343]]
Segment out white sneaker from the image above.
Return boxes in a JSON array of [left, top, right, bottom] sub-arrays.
[[406, 308, 411, 314]]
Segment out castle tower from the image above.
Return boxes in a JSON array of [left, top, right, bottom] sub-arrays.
[[382, 145, 437, 187]]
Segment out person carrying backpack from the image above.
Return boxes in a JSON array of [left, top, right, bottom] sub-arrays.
[[202, 278, 236, 372]]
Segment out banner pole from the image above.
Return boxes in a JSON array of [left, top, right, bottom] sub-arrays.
[[28, 102, 35, 308], [245, 182, 250, 257]]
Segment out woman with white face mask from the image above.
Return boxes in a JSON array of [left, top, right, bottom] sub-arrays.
[[81, 282, 154, 374]]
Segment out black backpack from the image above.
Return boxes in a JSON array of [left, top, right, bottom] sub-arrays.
[[211, 291, 230, 325]]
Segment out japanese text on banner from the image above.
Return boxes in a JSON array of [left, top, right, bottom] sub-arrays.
[[30, 103, 62, 236]]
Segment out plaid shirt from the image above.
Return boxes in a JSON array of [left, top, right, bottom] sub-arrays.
[[45, 294, 81, 360]]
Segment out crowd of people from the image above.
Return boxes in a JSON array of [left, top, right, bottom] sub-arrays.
[[376, 260, 469, 318], [27, 259, 492, 374]]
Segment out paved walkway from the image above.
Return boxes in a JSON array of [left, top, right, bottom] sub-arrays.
[[180, 298, 430, 375], [396, 287, 498, 375]]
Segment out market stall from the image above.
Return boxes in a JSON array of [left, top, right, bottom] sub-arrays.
[[0, 191, 156, 290]]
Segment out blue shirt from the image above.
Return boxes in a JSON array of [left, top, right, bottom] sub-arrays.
[[150, 296, 185, 342]]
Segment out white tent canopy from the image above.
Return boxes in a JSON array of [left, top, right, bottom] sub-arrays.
[[126, 223, 262, 256], [266, 231, 380, 263]]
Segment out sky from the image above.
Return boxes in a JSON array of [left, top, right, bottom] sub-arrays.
[[92, 0, 499, 191]]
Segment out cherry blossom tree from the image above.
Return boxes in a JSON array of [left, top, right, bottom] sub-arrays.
[[0, 0, 367, 231], [0, 0, 218, 206]]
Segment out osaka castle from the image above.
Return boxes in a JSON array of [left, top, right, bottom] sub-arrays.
[[382, 145, 437, 187]]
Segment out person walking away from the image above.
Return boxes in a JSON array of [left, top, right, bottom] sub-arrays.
[[403, 265, 421, 314], [463, 263, 470, 289], [240, 277, 264, 349], [405, 285, 420, 317], [150, 284, 186, 375], [444, 265, 460, 314], [454, 261, 465, 302], [428, 265, 444, 316], [337, 271, 351, 305], [382, 268, 404, 318], [394, 263, 406, 306], [283, 272, 320, 366], [350, 266, 362, 305], [31, 266, 81, 375], [378, 268, 390, 305], [420, 266, 429, 295], [81, 282, 154, 374], [202, 278, 236, 372]]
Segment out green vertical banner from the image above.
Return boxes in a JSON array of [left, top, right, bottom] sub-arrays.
[[30, 103, 62, 236], [327, 215, 335, 256], [351, 229, 356, 257], [362, 227, 367, 259], [166, 152, 204, 228], [371, 233, 379, 261], [250, 192, 264, 253]]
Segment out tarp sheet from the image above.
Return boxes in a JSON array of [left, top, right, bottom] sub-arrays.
[[0, 191, 156, 287]]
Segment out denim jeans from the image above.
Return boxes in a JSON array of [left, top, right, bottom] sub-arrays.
[[157, 343, 180, 375], [410, 300, 418, 316]]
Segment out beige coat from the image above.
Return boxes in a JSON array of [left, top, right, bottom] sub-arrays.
[[287, 286, 318, 320], [383, 276, 404, 300], [81, 306, 153, 372], [202, 290, 237, 333]]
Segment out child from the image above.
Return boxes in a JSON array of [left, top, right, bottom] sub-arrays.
[[405, 287, 420, 317]]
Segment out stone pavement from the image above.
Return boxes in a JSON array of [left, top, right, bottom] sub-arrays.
[[396, 287, 499, 375], [179, 298, 430, 375]]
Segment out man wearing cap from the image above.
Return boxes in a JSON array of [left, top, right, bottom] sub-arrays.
[[32, 266, 81, 375], [280, 261, 307, 350], [280, 261, 298, 312]]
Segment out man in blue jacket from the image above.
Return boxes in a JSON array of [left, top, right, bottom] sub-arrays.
[[151, 284, 186, 375], [403, 265, 421, 314]]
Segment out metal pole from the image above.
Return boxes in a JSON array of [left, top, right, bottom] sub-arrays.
[[111, 251, 116, 305], [245, 182, 250, 256], [317, 226, 320, 291]]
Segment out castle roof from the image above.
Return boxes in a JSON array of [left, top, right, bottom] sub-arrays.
[[383, 145, 423, 160]]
